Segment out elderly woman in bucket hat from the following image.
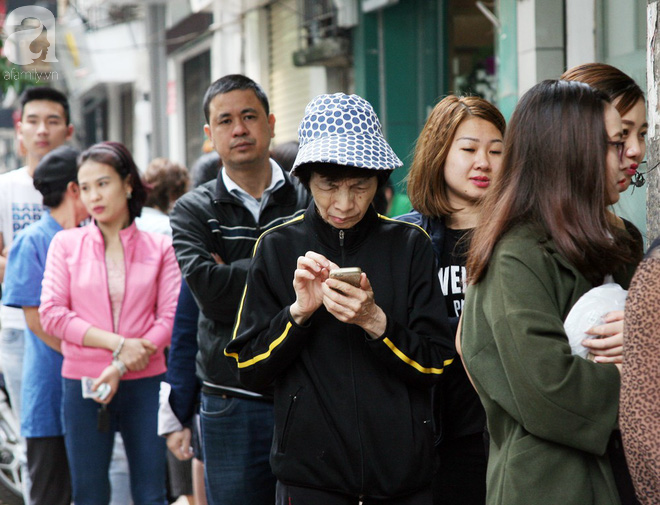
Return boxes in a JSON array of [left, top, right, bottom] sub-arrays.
[[226, 93, 455, 505]]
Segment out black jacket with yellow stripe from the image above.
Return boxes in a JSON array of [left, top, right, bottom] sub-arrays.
[[225, 202, 455, 499], [170, 167, 308, 395]]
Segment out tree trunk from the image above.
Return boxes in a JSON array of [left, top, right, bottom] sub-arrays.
[[647, 0, 660, 243]]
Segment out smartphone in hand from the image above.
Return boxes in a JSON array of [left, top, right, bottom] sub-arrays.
[[329, 267, 362, 289]]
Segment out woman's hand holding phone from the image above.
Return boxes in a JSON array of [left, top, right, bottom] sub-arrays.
[[290, 251, 339, 325]]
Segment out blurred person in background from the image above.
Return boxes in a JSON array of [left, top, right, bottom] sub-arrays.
[[0, 85, 73, 503], [190, 151, 221, 190], [2, 146, 87, 505], [269, 141, 299, 173], [0, 87, 73, 413], [136, 158, 190, 236], [159, 153, 220, 505], [134, 157, 193, 504]]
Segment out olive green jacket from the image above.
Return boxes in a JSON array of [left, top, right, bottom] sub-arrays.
[[462, 224, 636, 505]]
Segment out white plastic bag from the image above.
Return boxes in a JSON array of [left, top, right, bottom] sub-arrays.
[[563, 283, 628, 359]]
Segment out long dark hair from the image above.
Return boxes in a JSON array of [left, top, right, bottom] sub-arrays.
[[467, 80, 637, 285], [78, 141, 147, 223]]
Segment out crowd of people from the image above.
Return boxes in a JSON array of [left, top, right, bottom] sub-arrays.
[[0, 61, 657, 505]]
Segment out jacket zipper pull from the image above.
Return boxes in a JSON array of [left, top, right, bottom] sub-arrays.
[[338, 230, 346, 266]]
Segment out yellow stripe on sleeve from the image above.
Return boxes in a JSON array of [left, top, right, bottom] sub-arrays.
[[251, 213, 306, 256], [225, 322, 293, 368], [382, 337, 454, 374], [231, 213, 306, 342], [378, 215, 432, 241], [231, 284, 249, 341]]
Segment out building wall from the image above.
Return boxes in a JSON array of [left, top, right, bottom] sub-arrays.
[[647, 2, 660, 243], [496, 0, 518, 120], [166, 37, 212, 168], [353, 0, 444, 192], [516, 0, 565, 96], [566, 0, 596, 68], [268, 0, 327, 145], [601, 0, 648, 242], [497, 0, 649, 241]]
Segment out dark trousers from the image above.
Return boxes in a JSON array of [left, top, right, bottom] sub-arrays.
[[62, 375, 167, 505], [27, 436, 71, 505], [608, 430, 641, 505], [433, 432, 487, 505], [276, 481, 432, 505], [200, 393, 275, 505]]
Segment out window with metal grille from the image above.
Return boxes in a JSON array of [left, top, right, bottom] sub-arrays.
[[294, 0, 351, 67]]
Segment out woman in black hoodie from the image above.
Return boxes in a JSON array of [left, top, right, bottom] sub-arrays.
[[226, 93, 455, 505]]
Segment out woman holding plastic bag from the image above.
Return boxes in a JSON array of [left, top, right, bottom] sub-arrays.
[[459, 80, 641, 505], [561, 63, 647, 367]]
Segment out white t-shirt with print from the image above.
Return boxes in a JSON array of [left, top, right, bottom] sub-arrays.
[[0, 167, 44, 330]]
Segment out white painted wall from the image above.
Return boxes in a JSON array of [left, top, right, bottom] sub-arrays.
[[86, 21, 145, 85], [107, 84, 122, 144], [167, 38, 212, 166], [269, 0, 327, 144], [516, 0, 565, 96], [244, 7, 270, 96], [566, 0, 596, 69], [211, 0, 243, 79]]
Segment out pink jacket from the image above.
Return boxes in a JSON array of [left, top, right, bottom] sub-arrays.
[[40, 221, 181, 380]]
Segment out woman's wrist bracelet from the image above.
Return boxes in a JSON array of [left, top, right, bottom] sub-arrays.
[[112, 337, 125, 360], [111, 358, 127, 377]]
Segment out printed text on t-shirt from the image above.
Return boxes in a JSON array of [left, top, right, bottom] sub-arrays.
[[12, 202, 43, 238], [439, 265, 466, 318]]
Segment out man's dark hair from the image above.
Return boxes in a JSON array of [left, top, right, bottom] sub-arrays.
[[20, 86, 71, 125], [191, 151, 221, 187], [42, 190, 66, 209], [203, 74, 269, 123]]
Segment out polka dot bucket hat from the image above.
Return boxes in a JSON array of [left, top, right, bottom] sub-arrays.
[[291, 93, 403, 175]]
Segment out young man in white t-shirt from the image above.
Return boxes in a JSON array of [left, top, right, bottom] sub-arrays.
[[0, 86, 73, 422]]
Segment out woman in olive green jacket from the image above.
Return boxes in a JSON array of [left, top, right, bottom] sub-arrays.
[[460, 80, 642, 505]]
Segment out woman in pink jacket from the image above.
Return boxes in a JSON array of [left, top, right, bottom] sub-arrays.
[[40, 141, 181, 505]]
